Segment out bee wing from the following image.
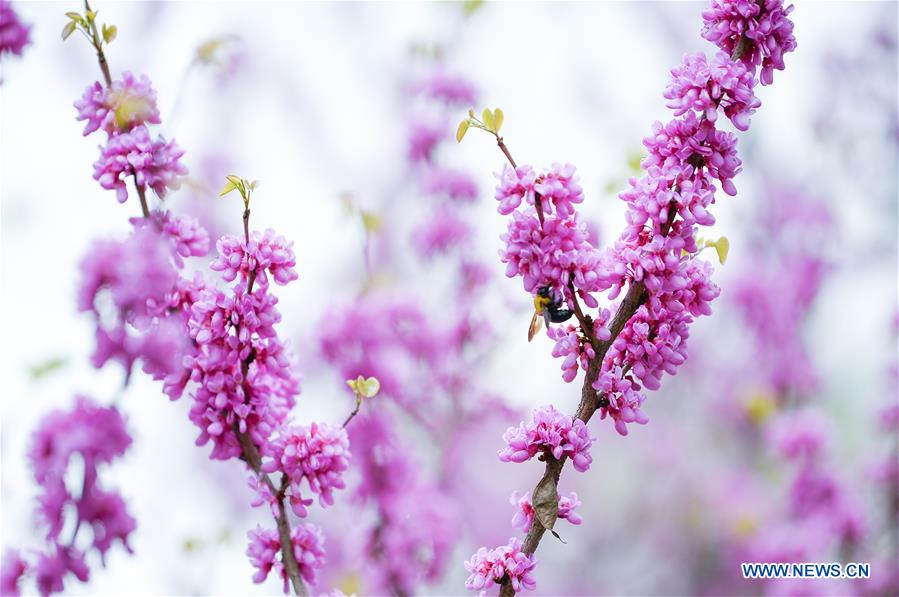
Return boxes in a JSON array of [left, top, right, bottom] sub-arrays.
[[528, 311, 543, 342]]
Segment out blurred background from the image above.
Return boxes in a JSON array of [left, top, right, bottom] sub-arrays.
[[1, 1, 896, 595]]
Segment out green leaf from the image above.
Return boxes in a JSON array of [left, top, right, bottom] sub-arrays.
[[102, 24, 117, 44], [219, 179, 238, 197], [481, 108, 495, 132], [357, 376, 380, 398], [361, 211, 381, 233], [456, 119, 470, 143], [713, 236, 729, 264], [493, 108, 504, 133], [65, 11, 82, 21], [61, 20, 77, 41], [532, 473, 559, 532]]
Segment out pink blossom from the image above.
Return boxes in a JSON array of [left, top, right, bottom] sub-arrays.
[[664, 51, 760, 131], [494, 164, 536, 215], [533, 163, 584, 218], [593, 367, 650, 436], [702, 0, 797, 85], [93, 125, 187, 203], [74, 72, 161, 136], [1, 550, 27, 597], [210, 229, 298, 288], [422, 167, 478, 202], [499, 405, 594, 472], [417, 70, 476, 105], [510, 490, 582, 531], [464, 537, 537, 593], [412, 207, 472, 258], [0, 0, 30, 58], [262, 423, 350, 514], [247, 524, 325, 591]]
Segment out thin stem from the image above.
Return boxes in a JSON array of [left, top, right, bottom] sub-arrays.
[[84, 1, 112, 87], [567, 281, 598, 349], [342, 396, 362, 428], [496, 136, 517, 169], [135, 179, 150, 218]]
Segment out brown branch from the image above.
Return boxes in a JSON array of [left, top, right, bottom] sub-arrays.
[[496, 136, 517, 169], [134, 178, 150, 218]]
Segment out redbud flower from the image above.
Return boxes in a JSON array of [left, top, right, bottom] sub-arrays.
[[418, 70, 476, 105], [664, 51, 761, 131], [262, 422, 351, 513], [152, 211, 211, 258], [412, 207, 472, 258], [593, 367, 649, 436], [510, 490, 582, 531], [499, 405, 594, 472], [34, 549, 89, 596], [74, 72, 161, 137], [500, 207, 603, 300], [494, 164, 536, 215], [93, 125, 187, 203], [28, 397, 131, 484], [76, 488, 137, 559], [702, 0, 797, 85], [642, 112, 741, 196], [533, 163, 584, 218], [210, 229, 298, 288], [464, 537, 537, 593], [423, 167, 478, 202], [408, 120, 444, 163], [1, 550, 27, 597], [0, 0, 30, 58], [247, 523, 325, 590]]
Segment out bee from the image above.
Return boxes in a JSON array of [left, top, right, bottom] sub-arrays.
[[528, 286, 574, 342]]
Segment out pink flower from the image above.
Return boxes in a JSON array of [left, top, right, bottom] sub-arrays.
[[74, 72, 161, 136], [210, 229, 298, 288], [593, 367, 650, 436], [0, 0, 30, 58], [499, 405, 594, 472], [262, 423, 351, 514], [1, 550, 27, 597], [510, 490, 582, 531], [494, 164, 537, 215], [702, 0, 797, 85], [534, 163, 584, 218], [247, 523, 325, 591], [664, 51, 761, 131], [422, 167, 478, 202], [93, 125, 187, 203], [417, 70, 476, 105], [412, 207, 472, 258], [464, 537, 537, 593]]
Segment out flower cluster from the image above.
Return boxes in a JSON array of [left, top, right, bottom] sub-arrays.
[[93, 125, 187, 203], [74, 71, 186, 203], [0, 0, 30, 59], [464, 538, 537, 594], [664, 51, 760, 131], [261, 423, 351, 515], [247, 524, 326, 591], [2, 397, 135, 596], [510, 490, 582, 531], [499, 405, 594, 472], [210, 229, 299, 288], [702, 0, 797, 85]]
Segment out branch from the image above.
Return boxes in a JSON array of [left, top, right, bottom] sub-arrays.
[[84, 1, 112, 87]]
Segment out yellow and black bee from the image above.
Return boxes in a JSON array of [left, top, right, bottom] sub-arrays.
[[528, 286, 574, 342]]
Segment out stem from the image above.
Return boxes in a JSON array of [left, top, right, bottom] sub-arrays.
[[342, 396, 362, 428], [84, 1, 112, 87], [135, 178, 150, 218], [496, 136, 517, 169], [235, 429, 306, 596], [244, 207, 257, 293]]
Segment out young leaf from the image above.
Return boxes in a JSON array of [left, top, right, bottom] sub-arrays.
[[357, 377, 380, 398], [219, 179, 238, 197], [481, 108, 495, 132], [102, 24, 117, 44], [493, 108, 504, 132], [714, 236, 729, 264], [61, 20, 77, 41], [65, 11, 82, 21], [456, 119, 470, 143]]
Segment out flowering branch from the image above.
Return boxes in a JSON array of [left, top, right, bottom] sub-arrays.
[[460, 1, 797, 594]]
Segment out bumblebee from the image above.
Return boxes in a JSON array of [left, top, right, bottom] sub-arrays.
[[528, 286, 574, 342]]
